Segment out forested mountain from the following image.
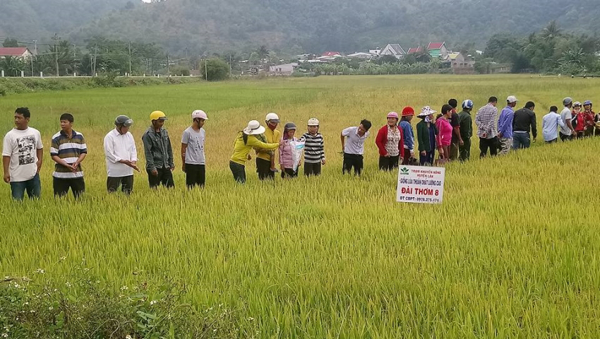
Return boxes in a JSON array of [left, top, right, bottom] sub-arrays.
[[0, 0, 130, 39], [2, 0, 599, 53]]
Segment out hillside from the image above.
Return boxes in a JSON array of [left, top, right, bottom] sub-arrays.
[[0, 0, 130, 40], [2, 0, 600, 53]]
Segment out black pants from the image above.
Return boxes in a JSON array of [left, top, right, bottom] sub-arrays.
[[230, 161, 246, 183], [185, 164, 205, 188], [107, 176, 134, 194], [459, 138, 471, 162], [379, 155, 399, 171], [343, 153, 364, 175], [147, 168, 174, 188], [479, 137, 498, 158], [256, 158, 274, 180], [281, 168, 298, 178], [53, 177, 85, 198], [304, 162, 322, 176], [546, 139, 557, 144], [560, 132, 573, 141]]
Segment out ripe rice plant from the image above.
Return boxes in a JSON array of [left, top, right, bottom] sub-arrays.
[[1, 75, 599, 337]]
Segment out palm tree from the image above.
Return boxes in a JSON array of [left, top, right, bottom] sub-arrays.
[[0, 56, 26, 76], [542, 21, 561, 39]]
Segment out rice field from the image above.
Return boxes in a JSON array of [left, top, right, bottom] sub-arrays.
[[1, 75, 600, 337]]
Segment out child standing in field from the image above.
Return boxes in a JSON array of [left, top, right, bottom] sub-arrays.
[[279, 122, 300, 178], [572, 102, 585, 139], [301, 118, 325, 176]]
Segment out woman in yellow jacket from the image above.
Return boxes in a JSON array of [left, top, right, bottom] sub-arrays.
[[230, 120, 280, 183]]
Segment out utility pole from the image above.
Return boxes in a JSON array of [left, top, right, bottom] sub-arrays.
[[128, 41, 132, 76], [205, 58, 208, 80], [229, 54, 232, 77], [166, 53, 170, 75], [93, 45, 98, 76], [53, 34, 60, 76]]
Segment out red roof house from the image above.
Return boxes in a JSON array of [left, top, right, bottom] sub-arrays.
[[0, 47, 34, 59]]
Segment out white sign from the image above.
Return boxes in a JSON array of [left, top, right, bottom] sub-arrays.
[[396, 165, 445, 204]]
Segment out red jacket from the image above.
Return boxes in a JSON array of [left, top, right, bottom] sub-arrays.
[[375, 125, 405, 157]]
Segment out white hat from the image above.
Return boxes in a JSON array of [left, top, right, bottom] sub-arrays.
[[192, 110, 208, 120], [307, 118, 319, 126], [243, 120, 265, 135], [573, 101, 582, 107], [417, 106, 436, 117], [265, 112, 280, 123], [507, 96, 518, 103]]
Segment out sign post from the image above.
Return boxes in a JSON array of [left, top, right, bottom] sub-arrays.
[[396, 166, 445, 204]]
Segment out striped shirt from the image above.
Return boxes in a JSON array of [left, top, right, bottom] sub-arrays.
[[301, 132, 325, 163], [50, 130, 87, 178]]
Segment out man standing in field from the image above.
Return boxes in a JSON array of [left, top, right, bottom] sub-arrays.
[[497, 96, 517, 155], [542, 106, 565, 143], [341, 119, 372, 176], [142, 111, 175, 189], [560, 97, 575, 141], [104, 115, 139, 194], [447, 99, 463, 161], [182, 110, 208, 188], [458, 100, 473, 161], [50, 113, 87, 198], [512, 101, 537, 149], [255, 112, 281, 180], [2, 107, 43, 200], [475, 97, 499, 158]]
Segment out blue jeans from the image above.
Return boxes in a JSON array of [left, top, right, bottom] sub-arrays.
[[10, 173, 41, 200], [512, 132, 531, 149]]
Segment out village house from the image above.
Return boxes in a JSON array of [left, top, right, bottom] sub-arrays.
[[269, 63, 298, 76], [407, 47, 424, 54], [0, 47, 34, 60], [427, 42, 449, 59], [448, 52, 475, 74], [379, 44, 406, 59]]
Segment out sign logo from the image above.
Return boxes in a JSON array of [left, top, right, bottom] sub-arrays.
[[400, 167, 409, 175]]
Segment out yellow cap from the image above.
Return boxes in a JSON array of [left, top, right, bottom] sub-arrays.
[[150, 111, 167, 121]]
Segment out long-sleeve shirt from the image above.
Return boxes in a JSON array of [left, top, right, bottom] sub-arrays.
[[230, 132, 279, 165], [542, 112, 565, 142], [512, 108, 537, 138], [256, 128, 281, 161], [399, 120, 414, 151], [435, 118, 453, 147], [301, 132, 325, 164], [279, 138, 296, 169], [475, 103, 498, 139], [104, 129, 137, 177], [457, 110, 472, 140], [142, 127, 174, 171], [497, 106, 514, 139]]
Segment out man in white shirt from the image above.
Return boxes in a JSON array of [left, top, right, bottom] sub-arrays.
[[104, 115, 139, 194], [542, 106, 566, 143], [559, 97, 575, 141], [2, 107, 44, 200], [341, 119, 372, 176]]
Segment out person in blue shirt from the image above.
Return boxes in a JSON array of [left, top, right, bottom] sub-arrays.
[[497, 95, 517, 155], [399, 106, 415, 165]]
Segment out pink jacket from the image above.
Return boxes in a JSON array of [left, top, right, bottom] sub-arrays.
[[279, 138, 296, 169], [436, 118, 453, 147]]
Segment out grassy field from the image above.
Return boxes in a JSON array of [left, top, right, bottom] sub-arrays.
[[1, 75, 600, 338]]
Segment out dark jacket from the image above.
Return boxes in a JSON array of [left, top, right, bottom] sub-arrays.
[[458, 110, 473, 140], [416, 119, 438, 152], [142, 127, 174, 171], [512, 108, 537, 138]]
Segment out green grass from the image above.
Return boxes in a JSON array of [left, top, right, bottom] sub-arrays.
[[1, 75, 600, 337]]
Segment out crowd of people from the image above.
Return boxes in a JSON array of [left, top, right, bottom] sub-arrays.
[[2, 95, 598, 200]]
